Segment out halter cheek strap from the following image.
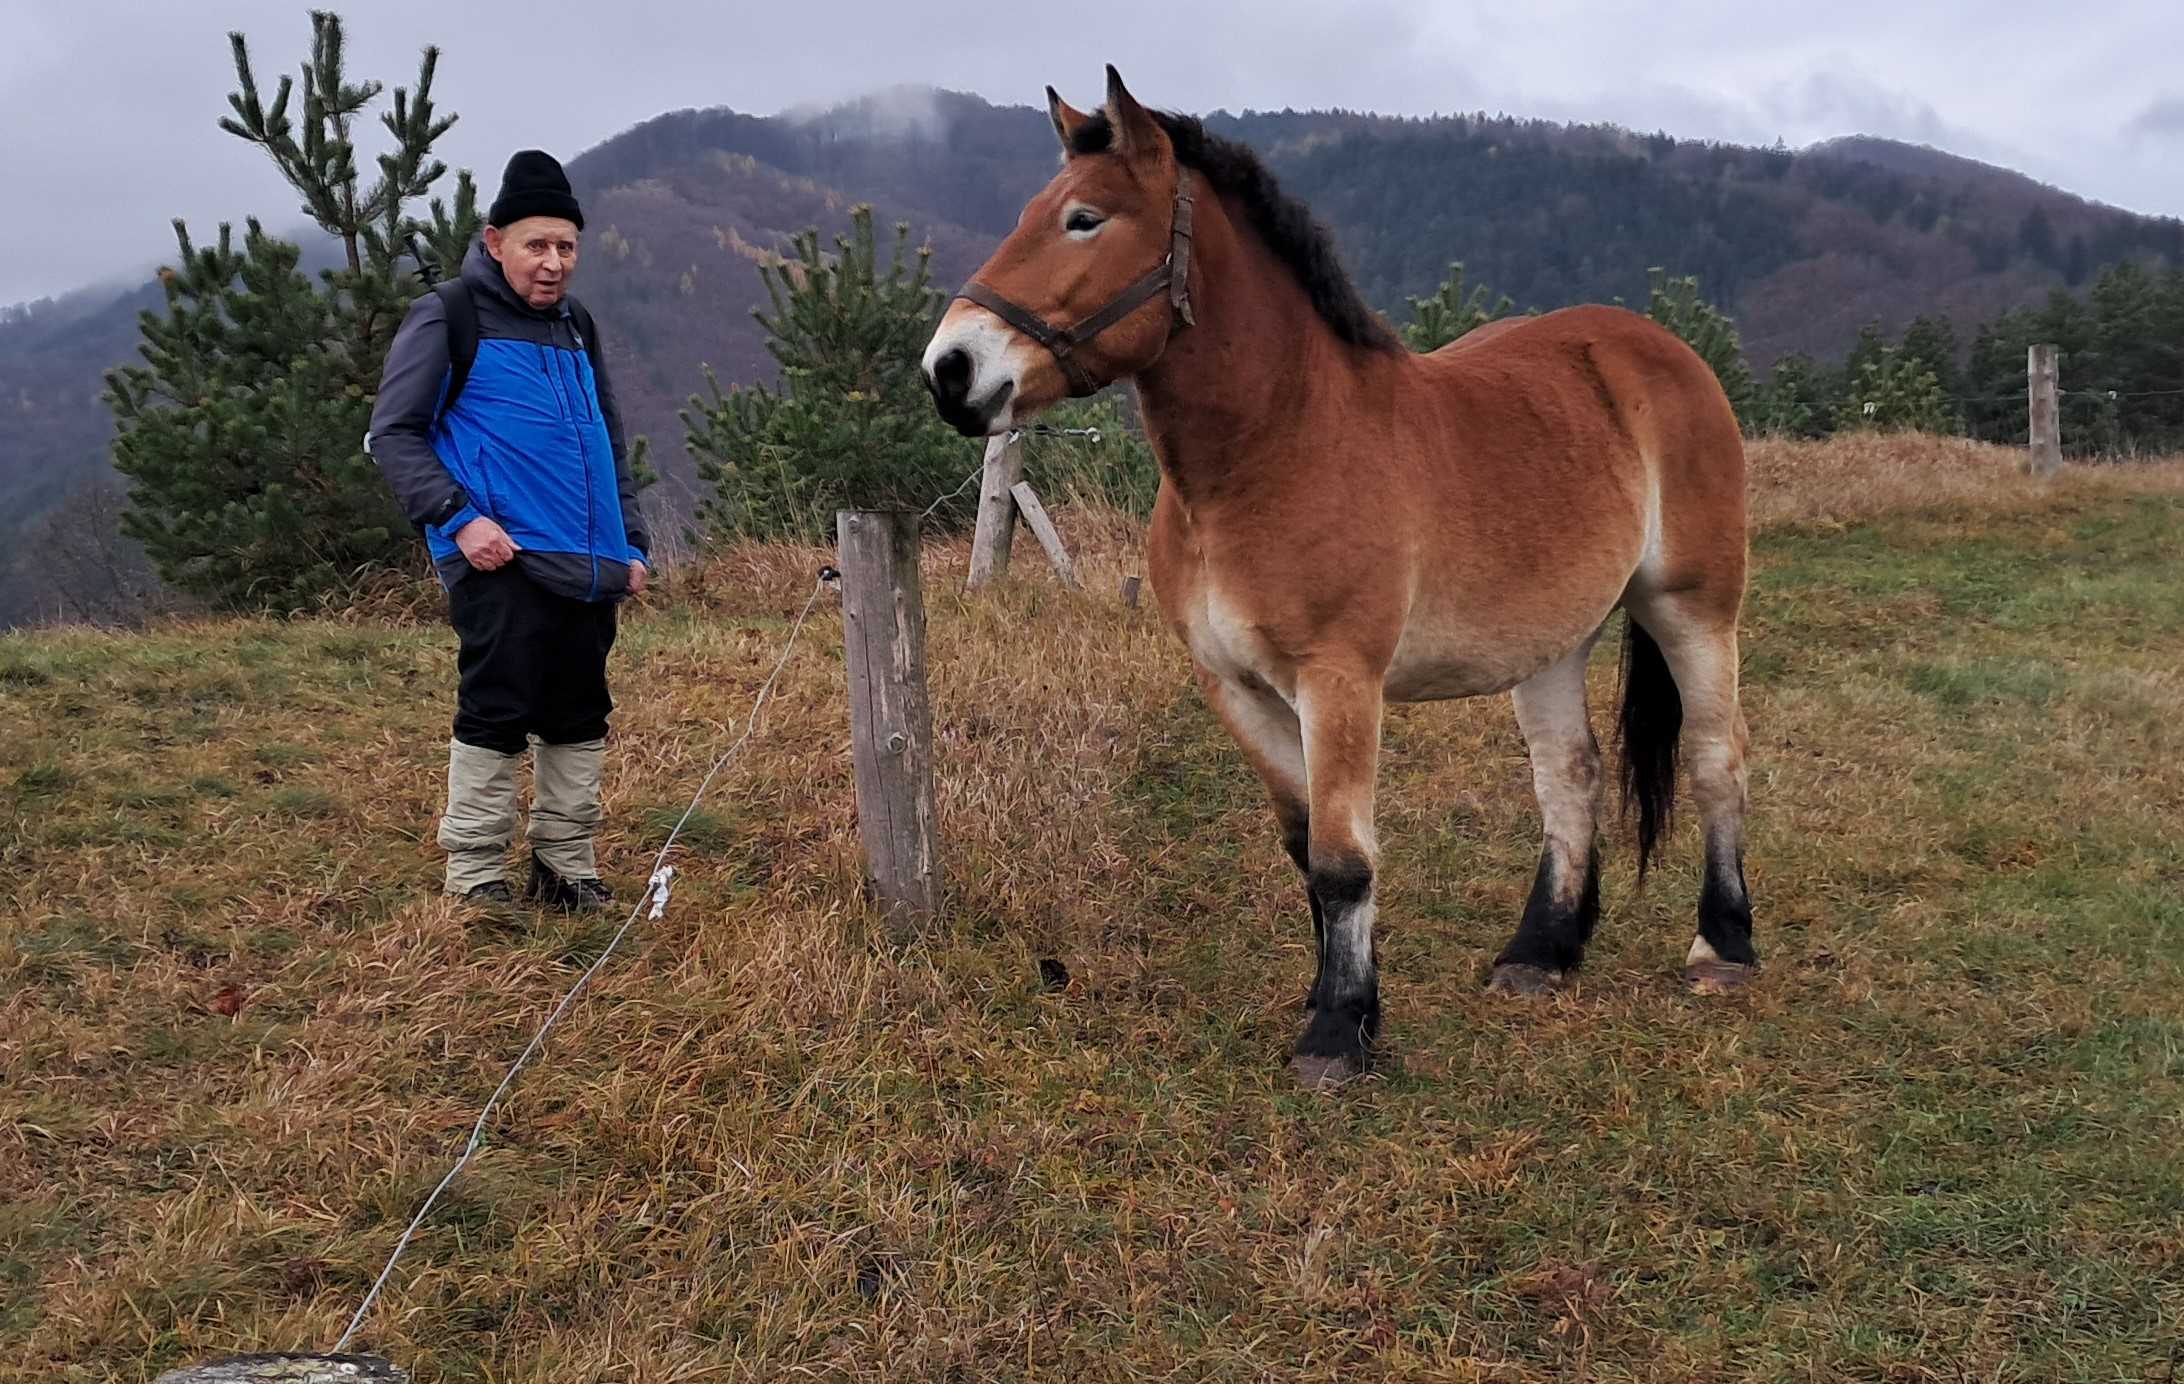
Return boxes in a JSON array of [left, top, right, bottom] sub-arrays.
[[953, 172, 1197, 398]]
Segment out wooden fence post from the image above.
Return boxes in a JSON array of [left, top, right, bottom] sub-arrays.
[[966, 432, 1024, 589], [837, 510, 941, 936], [2027, 343, 2061, 477]]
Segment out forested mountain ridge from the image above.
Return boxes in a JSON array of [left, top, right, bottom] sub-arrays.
[[4, 85, 2178, 623]]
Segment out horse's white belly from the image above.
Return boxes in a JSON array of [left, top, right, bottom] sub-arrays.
[[1180, 577, 1608, 705], [1384, 608, 1606, 703], [1382, 635, 1539, 702]]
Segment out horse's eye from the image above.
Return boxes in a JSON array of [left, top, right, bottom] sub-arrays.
[[1065, 210, 1105, 235]]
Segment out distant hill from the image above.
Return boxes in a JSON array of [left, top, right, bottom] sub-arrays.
[[0, 278, 161, 591], [4, 86, 2180, 623]]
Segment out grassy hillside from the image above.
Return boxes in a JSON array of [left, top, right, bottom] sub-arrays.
[[4, 436, 2183, 1380]]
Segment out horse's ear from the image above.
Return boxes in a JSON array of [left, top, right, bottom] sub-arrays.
[[1104, 65, 1163, 160], [1048, 85, 1095, 153]]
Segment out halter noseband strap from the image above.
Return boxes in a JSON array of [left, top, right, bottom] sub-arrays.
[[953, 172, 1197, 399]]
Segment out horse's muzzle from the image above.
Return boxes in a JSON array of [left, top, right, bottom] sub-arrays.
[[925, 349, 1013, 437]]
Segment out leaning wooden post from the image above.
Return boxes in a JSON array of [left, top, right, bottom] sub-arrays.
[[1008, 480, 1080, 590], [837, 510, 942, 936], [966, 432, 1024, 589], [2027, 343, 2061, 477]]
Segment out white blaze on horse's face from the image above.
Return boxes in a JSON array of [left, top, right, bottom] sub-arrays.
[[923, 71, 1181, 437], [922, 302, 1034, 438], [923, 166, 1169, 434]]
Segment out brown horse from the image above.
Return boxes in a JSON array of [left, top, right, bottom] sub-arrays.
[[924, 69, 1757, 1086]]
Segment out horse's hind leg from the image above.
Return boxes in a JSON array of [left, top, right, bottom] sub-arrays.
[[1487, 629, 1605, 994], [1629, 597, 1757, 991]]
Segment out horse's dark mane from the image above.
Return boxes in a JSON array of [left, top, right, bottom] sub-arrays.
[[1068, 110, 1401, 352]]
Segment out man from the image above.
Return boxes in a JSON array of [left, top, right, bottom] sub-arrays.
[[368, 149, 649, 911]]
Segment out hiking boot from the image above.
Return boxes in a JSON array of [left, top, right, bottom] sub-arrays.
[[456, 877, 521, 929], [526, 853, 613, 912]]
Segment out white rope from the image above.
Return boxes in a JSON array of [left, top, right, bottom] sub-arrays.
[[333, 572, 835, 1353]]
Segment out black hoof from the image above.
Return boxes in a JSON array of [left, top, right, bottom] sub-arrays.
[[1290, 998, 1377, 1087], [1486, 962, 1566, 995]]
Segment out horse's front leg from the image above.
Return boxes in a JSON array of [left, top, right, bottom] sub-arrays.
[[1195, 669, 1321, 1006], [1289, 662, 1385, 1088]]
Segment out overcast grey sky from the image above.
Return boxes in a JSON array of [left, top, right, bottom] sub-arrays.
[[4, 0, 2180, 307]]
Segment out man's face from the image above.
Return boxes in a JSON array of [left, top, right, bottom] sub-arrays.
[[484, 216, 580, 308]]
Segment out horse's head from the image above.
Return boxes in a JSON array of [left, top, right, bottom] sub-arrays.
[[923, 66, 1195, 436]]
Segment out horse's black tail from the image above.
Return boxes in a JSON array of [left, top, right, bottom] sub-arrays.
[[1615, 614, 1682, 881]]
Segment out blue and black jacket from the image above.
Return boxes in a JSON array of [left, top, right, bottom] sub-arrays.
[[367, 240, 648, 601]]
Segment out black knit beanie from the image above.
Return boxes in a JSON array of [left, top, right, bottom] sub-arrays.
[[488, 149, 584, 230]]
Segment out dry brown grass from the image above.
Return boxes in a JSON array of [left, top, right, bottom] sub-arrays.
[[1746, 430, 2184, 530], [4, 434, 2183, 1381]]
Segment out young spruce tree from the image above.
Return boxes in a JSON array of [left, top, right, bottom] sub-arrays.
[[106, 11, 478, 609], [1402, 261, 1514, 353], [684, 206, 967, 541]]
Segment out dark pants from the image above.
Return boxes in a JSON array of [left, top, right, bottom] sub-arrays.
[[448, 565, 617, 754]]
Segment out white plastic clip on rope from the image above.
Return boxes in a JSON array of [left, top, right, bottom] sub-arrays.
[[329, 573, 833, 1356]]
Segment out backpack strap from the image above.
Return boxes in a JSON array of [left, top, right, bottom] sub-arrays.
[[567, 296, 605, 379], [430, 282, 603, 420], [433, 279, 480, 419]]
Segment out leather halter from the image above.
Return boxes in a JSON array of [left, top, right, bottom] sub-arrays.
[[953, 171, 1197, 398]]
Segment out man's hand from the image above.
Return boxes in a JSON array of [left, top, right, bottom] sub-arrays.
[[455, 517, 518, 571], [628, 559, 649, 596]]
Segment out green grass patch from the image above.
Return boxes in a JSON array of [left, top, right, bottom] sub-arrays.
[[1903, 656, 2069, 710], [640, 804, 736, 853], [251, 743, 326, 768], [0, 652, 51, 687], [265, 786, 339, 819], [12, 762, 74, 798]]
